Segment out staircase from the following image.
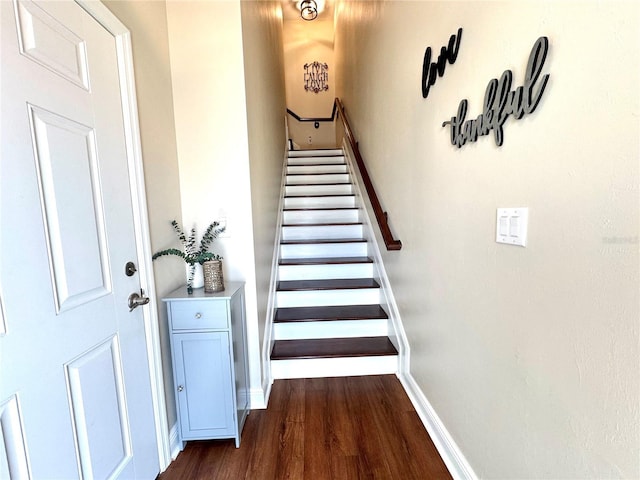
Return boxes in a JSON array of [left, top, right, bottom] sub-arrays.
[[270, 148, 398, 379]]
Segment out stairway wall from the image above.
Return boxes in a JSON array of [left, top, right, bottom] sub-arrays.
[[283, 18, 337, 148], [335, 2, 639, 479], [240, 0, 288, 399], [165, 0, 287, 411]]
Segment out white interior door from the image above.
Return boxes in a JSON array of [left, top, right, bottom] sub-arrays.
[[1, 1, 159, 478]]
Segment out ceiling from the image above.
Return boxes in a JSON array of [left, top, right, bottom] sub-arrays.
[[281, 0, 334, 22]]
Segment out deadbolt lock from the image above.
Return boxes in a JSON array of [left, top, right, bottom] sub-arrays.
[[125, 261, 137, 277]]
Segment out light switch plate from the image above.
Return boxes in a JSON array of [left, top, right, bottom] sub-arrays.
[[496, 208, 528, 246]]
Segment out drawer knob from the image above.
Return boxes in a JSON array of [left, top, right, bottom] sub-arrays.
[[194, 312, 202, 319], [177, 385, 184, 392]]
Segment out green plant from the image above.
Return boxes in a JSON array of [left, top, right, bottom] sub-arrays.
[[152, 220, 225, 293]]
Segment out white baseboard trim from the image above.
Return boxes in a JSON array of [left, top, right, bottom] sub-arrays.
[[250, 386, 268, 410], [261, 377, 273, 408], [340, 139, 410, 374], [169, 422, 182, 460], [260, 146, 289, 410], [398, 372, 477, 480]]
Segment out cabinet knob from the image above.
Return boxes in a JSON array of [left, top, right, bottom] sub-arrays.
[[177, 385, 184, 392], [194, 312, 202, 319]]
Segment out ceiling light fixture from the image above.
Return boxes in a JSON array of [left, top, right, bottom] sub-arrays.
[[300, 0, 318, 21]]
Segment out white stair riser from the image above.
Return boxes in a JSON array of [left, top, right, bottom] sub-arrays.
[[287, 165, 347, 174], [271, 355, 398, 379], [287, 156, 345, 165], [273, 319, 388, 340], [286, 174, 350, 185], [285, 184, 352, 196], [281, 224, 363, 240], [284, 196, 356, 209], [288, 149, 343, 158], [278, 263, 374, 281], [276, 288, 380, 308], [280, 242, 368, 258], [283, 209, 359, 225]]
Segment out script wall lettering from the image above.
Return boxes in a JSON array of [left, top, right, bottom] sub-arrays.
[[442, 36, 550, 148], [422, 28, 463, 99]]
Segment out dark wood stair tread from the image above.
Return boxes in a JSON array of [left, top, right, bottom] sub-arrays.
[[287, 172, 348, 176], [275, 304, 388, 323], [284, 194, 355, 198], [286, 182, 351, 186], [277, 278, 380, 291], [288, 151, 344, 156], [271, 337, 397, 360], [279, 256, 372, 266], [289, 149, 343, 152], [280, 238, 366, 245], [282, 222, 362, 227], [283, 207, 357, 211], [287, 163, 346, 167]]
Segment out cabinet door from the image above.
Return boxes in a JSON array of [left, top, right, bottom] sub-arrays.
[[173, 332, 235, 439]]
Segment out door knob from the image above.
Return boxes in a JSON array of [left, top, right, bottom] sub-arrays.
[[128, 289, 150, 312]]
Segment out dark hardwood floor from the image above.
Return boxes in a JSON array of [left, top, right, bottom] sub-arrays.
[[158, 375, 452, 479]]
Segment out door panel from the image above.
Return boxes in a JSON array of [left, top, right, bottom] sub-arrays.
[[28, 105, 111, 312], [14, 0, 90, 89], [64, 336, 131, 479], [0, 395, 30, 479], [1, 1, 159, 477]]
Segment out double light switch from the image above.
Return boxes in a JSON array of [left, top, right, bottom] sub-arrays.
[[496, 208, 528, 247]]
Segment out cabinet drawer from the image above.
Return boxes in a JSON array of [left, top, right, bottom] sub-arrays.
[[170, 301, 228, 330]]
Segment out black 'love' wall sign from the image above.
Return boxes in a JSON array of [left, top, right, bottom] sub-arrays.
[[422, 28, 463, 99]]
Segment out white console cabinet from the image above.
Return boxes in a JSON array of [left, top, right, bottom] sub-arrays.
[[163, 282, 249, 448]]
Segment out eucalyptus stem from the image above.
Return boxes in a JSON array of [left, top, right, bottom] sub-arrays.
[[152, 220, 225, 293]]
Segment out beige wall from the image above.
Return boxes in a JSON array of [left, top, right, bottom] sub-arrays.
[[240, 0, 287, 373], [335, 1, 639, 478], [103, 0, 184, 428], [165, 0, 266, 405], [284, 18, 336, 147], [165, 0, 287, 409]]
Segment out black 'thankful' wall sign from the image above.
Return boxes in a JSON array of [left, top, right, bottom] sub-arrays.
[[442, 36, 550, 148], [422, 28, 463, 99]]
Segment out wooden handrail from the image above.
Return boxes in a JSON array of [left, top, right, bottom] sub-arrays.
[[286, 99, 402, 250], [286, 102, 338, 123], [335, 98, 402, 251]]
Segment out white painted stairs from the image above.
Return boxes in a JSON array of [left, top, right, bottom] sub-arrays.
[[270, 148, 398, 379]]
